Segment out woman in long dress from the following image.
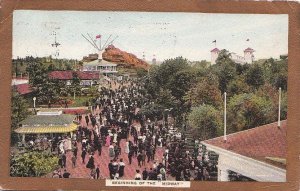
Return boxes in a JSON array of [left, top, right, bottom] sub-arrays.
[[106, 135, 111, 147], [113, 133, 117, 144], [109, 144, 115, 159], [124, 141, 130, 154]]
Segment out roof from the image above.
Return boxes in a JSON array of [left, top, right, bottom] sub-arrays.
[[14, 84, 32, 95], [15, 114, 78, 134], [12, 77, 29, 80], [83, 59, 118, 67], [211, 48, 220, 52], [48, 71, 100, 80], [19, 114, 75, 126], [203, 120, 287, 168], [244, 47, 255, 52], [15, 123, 78, 134]]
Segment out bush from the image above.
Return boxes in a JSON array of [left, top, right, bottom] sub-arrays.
[[10, 151, 59, 177]]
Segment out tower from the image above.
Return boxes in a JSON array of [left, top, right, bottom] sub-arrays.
[[211, 48, 220, 65], [244, 47, 255, 64], [142, 52, 146, 61], [51, 30, 61, 58], [152, 54, 156, 64]]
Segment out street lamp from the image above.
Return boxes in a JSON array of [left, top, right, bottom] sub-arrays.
[[33, 97, 36, 108]]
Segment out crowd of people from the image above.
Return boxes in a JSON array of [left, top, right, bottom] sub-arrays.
[[18, 78, 219, 181]]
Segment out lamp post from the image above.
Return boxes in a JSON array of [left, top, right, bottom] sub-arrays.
[[33, 97, 36, 108]]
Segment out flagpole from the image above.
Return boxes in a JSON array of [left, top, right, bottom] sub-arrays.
[[278, 87, 281, 128], [224, 92, 227, 142], [100, 37, 102, 49]]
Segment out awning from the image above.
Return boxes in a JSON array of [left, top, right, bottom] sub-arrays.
[[14, 123, 78, 134]]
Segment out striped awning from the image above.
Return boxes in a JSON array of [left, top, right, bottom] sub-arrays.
[[14, 123, 78, 134]]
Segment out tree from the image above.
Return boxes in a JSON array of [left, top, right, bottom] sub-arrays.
[[187, 104, 222, 140], [38, 77, 61, 105], [155, 88, 178, 109], [213, 50, 237, 93], [186, 73, 222, 108], [143, 57, 195, 124], [257, 83, 287, 120], [227, 93, 274, 133], [11, 88, 31, 144], [168, 68, 195, 101], [262, 58, 288, 91], [27, 62, 63, 104], [26, 62, 48, 92], [69, 72, 81, 97], [136, 68, 148, 78], [10, 151, 59, 177], [140, 103, 164, 121], [227, 76, 251, 96], [245, 63, 265, 89]]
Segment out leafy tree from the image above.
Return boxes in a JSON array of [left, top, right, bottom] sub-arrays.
[[155, 88, 178, 109], [11, 88, 31, 144], [262, 58, 288, 91], [235, 63, 250, 75], [227, 93, 274, 133], [168, 68, 195, 101], [140, 103, 164, 121], [227, 76, 251, 96], [257, 83, 287, 120], [157, 57, 190, 87], [192, 60, 210, 75], [69, 72, 81, 97], [136, 68, 148, 78], [186, 73, 222, 108], [10, 151, 59, 177], [245, 63, 265, 89], [38, 77, 61, 105], [143, 57, 195, 123], [26, 62, 48, 91], [47, 63, 57, 72], [27, 62, 63, 104], [213, 50, 237, 93], [187, 104, 222, 140]]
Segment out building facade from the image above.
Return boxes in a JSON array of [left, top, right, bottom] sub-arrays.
[[211, 47, 255, 65], [201, 121, 287, 182], [48, 70, 102, 86], [82, 59, 118, 76]]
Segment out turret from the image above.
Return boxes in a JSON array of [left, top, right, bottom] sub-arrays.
[[211, 48, 220, 65], [244, 47, 255, 64]]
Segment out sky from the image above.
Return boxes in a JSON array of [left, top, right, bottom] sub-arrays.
[[13, 10, 288, 62]]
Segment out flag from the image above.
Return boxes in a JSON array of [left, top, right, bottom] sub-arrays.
[[212, 40, 216, 43], [246, 39, 250, 41], [96, 34, 101, 39]]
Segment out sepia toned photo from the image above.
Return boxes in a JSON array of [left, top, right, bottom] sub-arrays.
[[10, 10, 288, 184]]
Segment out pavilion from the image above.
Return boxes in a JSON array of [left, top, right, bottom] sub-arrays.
[[15, 110, 78, 143], [201, 120, 287, 182], [82, 59, 118, 77]]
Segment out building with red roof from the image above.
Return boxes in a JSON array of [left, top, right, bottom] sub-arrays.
[[201, 120, 287, 182], [14, 84, 33, 95], [48, 71, 102, 86]]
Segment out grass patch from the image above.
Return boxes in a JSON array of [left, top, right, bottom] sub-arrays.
[[64, 96, 93, 107]]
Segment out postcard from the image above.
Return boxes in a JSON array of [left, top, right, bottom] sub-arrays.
[[9, 11, 288, 185], [0, 1, 299, 190]]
